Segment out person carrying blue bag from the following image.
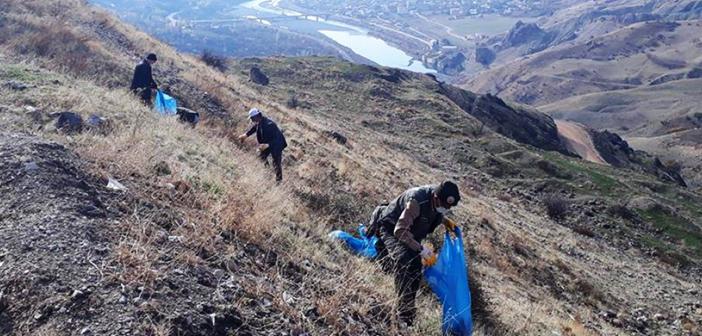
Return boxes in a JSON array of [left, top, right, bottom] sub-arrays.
[[130, 53, 158, 105], [366, 181, 463, 329]]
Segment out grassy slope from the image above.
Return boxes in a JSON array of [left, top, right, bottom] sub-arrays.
[[1, 1, 701, 335], [539, 79, 702, 135], [228, 57, 702, 333]]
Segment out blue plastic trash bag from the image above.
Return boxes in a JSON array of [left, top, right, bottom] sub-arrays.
[[154, 90, 177, 115], [328, 225, 378, 259], [424, 227, 473, 336]]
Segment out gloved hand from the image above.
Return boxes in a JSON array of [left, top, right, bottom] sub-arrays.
[[420, 244, 437, 267], [444, 218, 457, 232]]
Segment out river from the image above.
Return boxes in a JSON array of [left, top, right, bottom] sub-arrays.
[[238, 0, 436, 73]]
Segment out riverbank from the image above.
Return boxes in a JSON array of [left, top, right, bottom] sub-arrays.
[[248, 0, 436, 73]]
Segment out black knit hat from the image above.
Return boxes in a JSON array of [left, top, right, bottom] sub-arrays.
[[146, 53, 157, 61], [436, 180, 460, 207]]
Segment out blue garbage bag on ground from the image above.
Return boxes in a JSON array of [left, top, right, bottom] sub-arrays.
[[424, 227, 473, 336], [328, 225, 378, 259], [154, 90, 177, 115]]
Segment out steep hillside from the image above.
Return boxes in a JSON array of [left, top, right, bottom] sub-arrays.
[[1, 1, 701, 336]]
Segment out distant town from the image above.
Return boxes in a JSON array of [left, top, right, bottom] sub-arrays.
[[288, 0, 550, 18], [282, 0, 548, 75]]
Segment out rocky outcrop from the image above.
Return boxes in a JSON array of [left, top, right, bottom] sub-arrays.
[[504, 21, 545, 47], [502, 21, 555, 53], [654, 0, 702, 20], [438, 83, 569, 154], [649, 72, 687, 86], [590, 130, 687, 186], [54, 112, 83, 134], [618, 13, 661, 25], [687, 68, 702, 79], [249, 67, 269, 85], [475, 47, 496, 66], [434, 52, 466, 75], [589, 130, 635, 167]]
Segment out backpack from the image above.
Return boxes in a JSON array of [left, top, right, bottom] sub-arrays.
[[365, 203, 388, 238]]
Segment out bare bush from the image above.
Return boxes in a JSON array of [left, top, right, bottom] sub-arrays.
[[606, 204, 637, 221], [200, 50, 228, 72], [496, 193, 512, 202], [572, 224, 595, 237], [286, 93, 299, 109], [543, 193, 569, 220]]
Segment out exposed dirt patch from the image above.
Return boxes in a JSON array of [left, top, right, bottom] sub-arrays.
[[556, 120, 608, 165], [0, 133, 121, 334]]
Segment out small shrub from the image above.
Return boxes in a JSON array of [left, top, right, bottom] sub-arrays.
[[496, 193, 512, 202], [658, 250, 693, 268], [543, 193, 569, 220], [572, 278, 607, 305], [200, 50, 228, 72], [572, 225, 595, 237], [664, 159, 683, 174], [512, 241, 534, 258], [286, 93, 299, 109], [606, 204, 636, 221], [536, 160, 572, 179], [470, 122, 486, 137]]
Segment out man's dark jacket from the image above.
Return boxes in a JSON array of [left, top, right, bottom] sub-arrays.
[[379, 185, 443, 243], [130, 60, 157, 91], [246, 117, 288, 152]]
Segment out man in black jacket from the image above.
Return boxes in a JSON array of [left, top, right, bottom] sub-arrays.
[[371, 181, 460, 326], [238, 108, 288, 182], [130, 53, 158, 105]]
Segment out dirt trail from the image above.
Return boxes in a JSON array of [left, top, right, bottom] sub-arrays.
[[555, 120, 609, 165]]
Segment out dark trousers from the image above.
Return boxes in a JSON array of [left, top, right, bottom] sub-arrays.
[[133, 88, 152, 106], [376, 226, 422, 326], [259, 147, 283, 182]]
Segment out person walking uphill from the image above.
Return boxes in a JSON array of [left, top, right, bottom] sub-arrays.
[[238, 108, 288, 182], [370, 181, 461, 327], [130, 53, 158, 105]]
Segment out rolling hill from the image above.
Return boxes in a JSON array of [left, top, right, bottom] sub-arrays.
[[458, 0, 702, 188]]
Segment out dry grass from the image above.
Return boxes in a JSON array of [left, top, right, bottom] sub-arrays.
[[0, 58, 621, 334], [561, 316, 596, 336], [4, 2, 700, 335], [0, 50, 416, 334]]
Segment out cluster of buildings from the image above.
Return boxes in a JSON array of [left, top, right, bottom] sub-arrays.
[[421, 39, 466, 75], [292, 0, 545, 18]]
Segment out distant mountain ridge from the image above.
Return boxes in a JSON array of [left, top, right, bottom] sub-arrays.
[[459, 0, 702, 187]]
